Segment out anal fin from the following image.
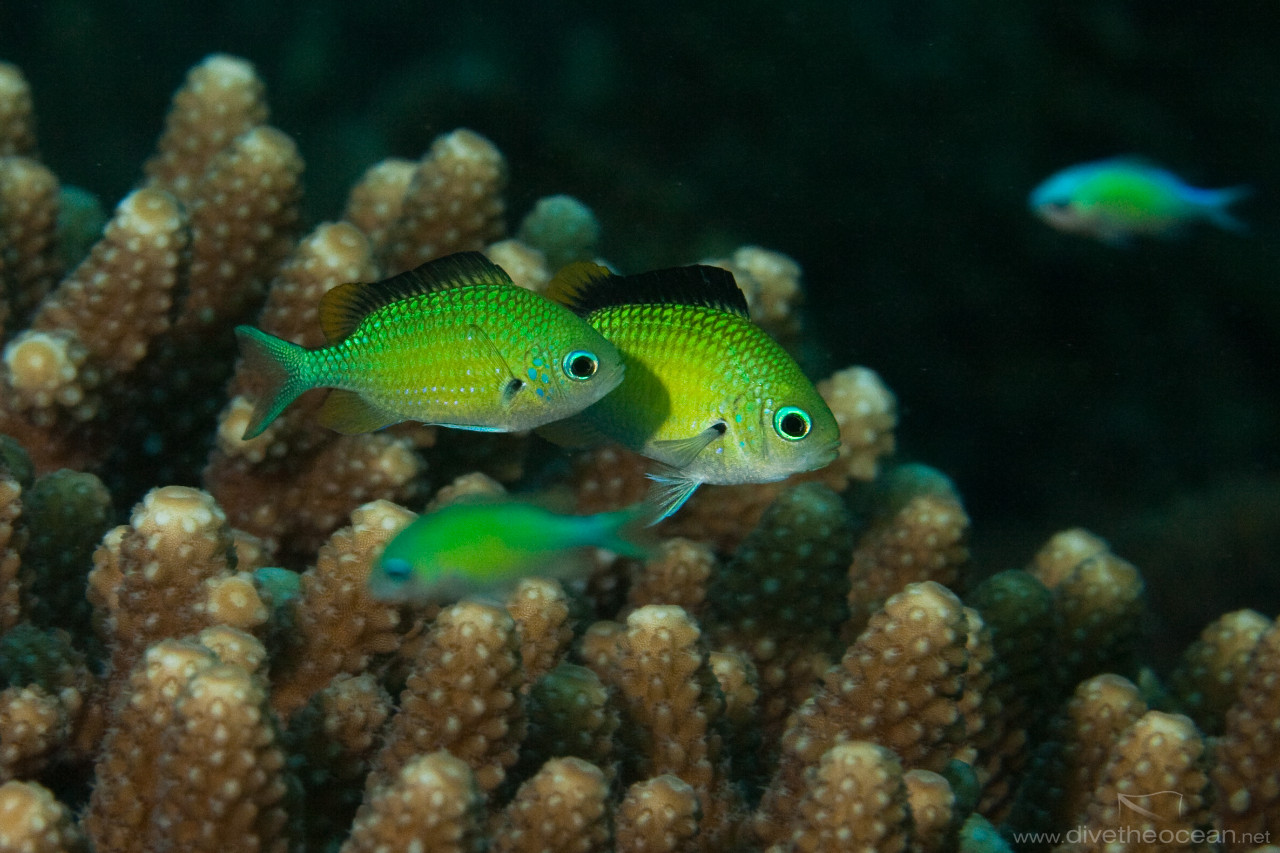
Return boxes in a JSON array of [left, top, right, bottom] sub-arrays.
[[318, 389, 401, 434]]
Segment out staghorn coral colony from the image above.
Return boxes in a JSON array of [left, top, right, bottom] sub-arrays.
[[0, 54, 1276, 853]]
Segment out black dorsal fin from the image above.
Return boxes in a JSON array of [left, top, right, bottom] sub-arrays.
[[548, 263, 749, 319], [319, 251, 514, 342]]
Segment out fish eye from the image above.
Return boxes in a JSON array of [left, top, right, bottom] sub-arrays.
[[563, 350, 599, 381], [381, 557, 412, 581], [773, 406, 812, 441]]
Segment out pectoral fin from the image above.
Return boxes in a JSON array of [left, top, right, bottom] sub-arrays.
[[643, 466, 703, 524], [650, 422, 726, 469]]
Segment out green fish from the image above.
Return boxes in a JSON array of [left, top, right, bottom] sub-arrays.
[[543, 263, 840, 520], [368, 498, 648, 604], [234, 252, 626, 439]]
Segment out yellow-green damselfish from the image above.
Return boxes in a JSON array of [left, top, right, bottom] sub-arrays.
[[234, 252, 625, 439], [543, 263, 840, 520], [368, 497, 648, 604]]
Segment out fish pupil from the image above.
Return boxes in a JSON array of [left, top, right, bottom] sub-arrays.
[[774, 407, 811, 440], [564, 350, 599, 380]]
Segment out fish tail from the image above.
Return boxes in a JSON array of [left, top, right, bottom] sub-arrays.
[[591, 502, 655, 558], [1192, 185, 1253, 232], [234, 326, 314, 439]]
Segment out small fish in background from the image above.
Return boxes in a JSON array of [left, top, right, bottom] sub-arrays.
[[234, 252, 625, 439], [541, 262, 841, 521], [367, 498, 649, 604], [1029, 157, 1251, 245]]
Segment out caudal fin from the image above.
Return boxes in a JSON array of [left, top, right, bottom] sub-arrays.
[[234, 326, 312, 439], [1196, 185, 1253, 233]]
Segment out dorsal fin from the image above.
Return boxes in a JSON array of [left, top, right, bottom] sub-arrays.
[[548, 263, 749, 319], [545, 262, 615, 315], [319, 251, 515, 342]]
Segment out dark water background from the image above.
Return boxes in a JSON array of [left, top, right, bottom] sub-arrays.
[[3, 0, 1278, 665]]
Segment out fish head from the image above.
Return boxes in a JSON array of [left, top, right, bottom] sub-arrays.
[[756, 389, 841, 478], [504, 325, 625, 428], [1029, 170, 1096, 234], [713, 383, 839, 484]]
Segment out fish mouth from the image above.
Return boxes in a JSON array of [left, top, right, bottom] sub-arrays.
[[814, 440, 840, 468]]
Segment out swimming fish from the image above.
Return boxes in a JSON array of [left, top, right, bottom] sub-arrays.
[[542, 263, 840, 520], [368, 497, 648, 604], [1029, 157, 1250, 245], [234, 252, 625, 439]]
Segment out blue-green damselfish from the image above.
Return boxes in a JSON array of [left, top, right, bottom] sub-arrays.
[[234, 252, 625, 439], [541, 263, 840, 520], [368, 498, 648, 604]]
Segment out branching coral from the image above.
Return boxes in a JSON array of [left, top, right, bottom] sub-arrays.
[[0, 52, 1275, 853]]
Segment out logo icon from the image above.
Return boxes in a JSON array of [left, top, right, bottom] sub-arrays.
[[1118, 791, 1184, 821]]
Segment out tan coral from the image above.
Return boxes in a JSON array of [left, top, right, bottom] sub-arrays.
[[1057, 711, 1209, 853], [707, 245, 804, 346], [615, 774, 701, 853], [1053, 673, 1150, 830], [1030, 531, 1145, 689], [1213, 614, 1280, 846], [0, 780, 85, 853], [0, 63, 36, 157], [178, 125, 303, 334], [341, 751, 484, 853], [0, 470, 22, 633], [485, 239, 550, 293], [1169, 608, 1270, 734], [208, 423, 423, 560], [194, 625, 267, 673], [146, 663, 288, 853], [610, 604, 742, 851], [0, 187, 188, 470], [341, 157, 416, 260], [253, 221, 378, 349], [964, 569, 1055, 816], [845, 464, 969, 638], [270, 500, 411, 720], [490, 757, 610, 853], [518, 663, 618, 786], [87, 486, 262, 696], [0, 685, 67, 784], [1028, 528, 1110, 588], [370, 601, 524, 793], [84, 639, 220, 850], [815, 365, 897, 486], [774, 741, 912, 853], [625, 536, 715, 617], [706, 483, 853, 744], [506, 577, 573, 689], [143, 53, 268, 201], [0, 156, 61, 323], [379, 129, 507, 275], [2, 330, 96, 421], [31, 187, 186, 378], [756, 581, 970, 848], [905, 768, 958, 853]]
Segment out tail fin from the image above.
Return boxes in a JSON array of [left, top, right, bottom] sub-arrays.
[[234, 326, 312, 439], [592, 501, 656, 558], [1195, 185, 1253, 233]]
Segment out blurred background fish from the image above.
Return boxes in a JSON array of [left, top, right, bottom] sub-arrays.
[[1029, 157, 1251, 245], [542, 263, 840, 519], [367, 497, 649, 604], [234, 252, 625, 438]]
